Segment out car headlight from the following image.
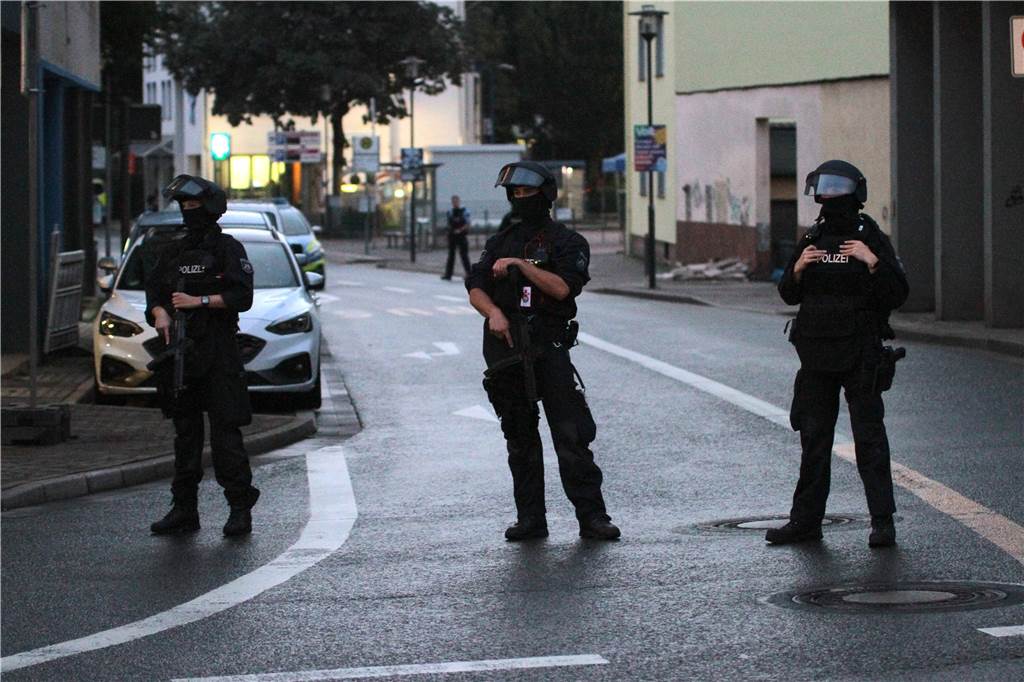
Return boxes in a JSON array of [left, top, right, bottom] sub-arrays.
[[266, 313, 313, 335], [99, 311, 144, 337]]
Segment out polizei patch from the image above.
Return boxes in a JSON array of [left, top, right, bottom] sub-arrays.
[[820, 253, 849, 264], [179, 264, 206, 274]]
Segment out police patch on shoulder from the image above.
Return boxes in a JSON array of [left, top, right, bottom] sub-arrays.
[[575, 253, 588, 272], [240, 258, 253, 274]]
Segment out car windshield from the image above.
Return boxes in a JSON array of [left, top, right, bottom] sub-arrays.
[[116, 239, 298, 292], [279, 208, 310, 236]]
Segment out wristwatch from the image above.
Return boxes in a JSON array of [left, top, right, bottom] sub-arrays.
[[200, 295, 210, 307]]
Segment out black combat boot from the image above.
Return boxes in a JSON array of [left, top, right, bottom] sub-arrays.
[[579, 516, 621, 541], [868, 515, 896, 547], [504, 516, 549, 541], [150, 501, 200, 535], [765, 520, 823, 545], [223, 487, 260, 537]]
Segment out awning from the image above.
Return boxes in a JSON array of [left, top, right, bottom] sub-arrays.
[[601, 152, 626, 174]]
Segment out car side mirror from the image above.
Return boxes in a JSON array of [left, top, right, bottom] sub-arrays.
[[304, 271, 325, 291], [97, 274, 114, 294], [312, 225, 323, 235], [97, 257, 118, 273]]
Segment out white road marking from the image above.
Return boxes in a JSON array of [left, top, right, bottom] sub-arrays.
[[403, 343, 461, 361], [0, 446, 358, 672], [978, 625, 1024, 637], [315, 293, 340, 305], [435, 305, 476, 316], [454, 405, 499, 423], [578, 331, 1024, 568], [172, 654, 609, 681], [383, 286, 414, 294], [329, 309, 374, 320], [335, 280, 365, 287], [387, 308, 434, 317], [433, 294, 466, 302]]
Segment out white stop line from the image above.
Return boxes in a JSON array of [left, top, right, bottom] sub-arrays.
[[172, 654, 609, 681]]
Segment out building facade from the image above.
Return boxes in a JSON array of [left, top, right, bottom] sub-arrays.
[[623, 1, 890, 275], [1, 2, 101, 354]]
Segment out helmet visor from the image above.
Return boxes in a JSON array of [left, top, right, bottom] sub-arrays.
[[495, 164, 547, 189], [162, 176, 205, 200], [805, 173, 857, 198]]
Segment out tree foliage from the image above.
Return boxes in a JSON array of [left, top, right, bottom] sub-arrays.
[[101, 1, 159, 99], [465, 1, 623, 187], [149, 1, 465, 190]]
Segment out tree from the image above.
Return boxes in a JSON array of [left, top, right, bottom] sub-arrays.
[[465, 2, 623, 190], [150, 2, 465, 192]]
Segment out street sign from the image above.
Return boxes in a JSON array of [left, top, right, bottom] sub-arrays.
[[268, 131, 322, 163], [1012, 16, 1024, 77], [91, 145, 106, 170], [400, 147, 424, 181], [634, 124, 667, 172], [210, 132, 231, 161], [351, 135, 380, 173]]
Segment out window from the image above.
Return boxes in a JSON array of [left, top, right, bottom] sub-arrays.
[[637, 36, 646, 82], [657, 172, 665, 199], [639, 173, 648, 198], [188, 95, 196, 125], [243, 242, 300, 289], [705, 186, 713, 223], [230, 156, 251, 190], [279, 208, 312, 236]]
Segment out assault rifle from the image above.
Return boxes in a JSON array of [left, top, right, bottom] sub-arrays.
[[483, 265, 541, 405], [145, 278, 193, 399]]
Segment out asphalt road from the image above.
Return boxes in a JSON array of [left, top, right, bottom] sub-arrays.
[[3, 262, 1022, 681]]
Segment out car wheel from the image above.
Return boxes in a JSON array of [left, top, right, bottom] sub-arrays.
[[295, 370, 322, 410], [93, 378, 126, 406]]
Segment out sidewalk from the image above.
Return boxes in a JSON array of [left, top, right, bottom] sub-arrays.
[[1, 349, 318, 511], [327, 236, 1022, 358]]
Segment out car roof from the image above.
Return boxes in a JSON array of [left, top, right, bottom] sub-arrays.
[[228, 198, 292, 207], [137, 209, 270, 230]]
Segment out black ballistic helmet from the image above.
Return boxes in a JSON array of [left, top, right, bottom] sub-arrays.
[[495, 160, 558, 203], [162, 174, 227, 219], [804, 159, 867, 204]]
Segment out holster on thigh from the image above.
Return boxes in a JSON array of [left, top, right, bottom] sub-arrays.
[[483, 374, 538, 442]]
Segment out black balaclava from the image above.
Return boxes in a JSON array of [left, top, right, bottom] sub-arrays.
[[819, 195, 861, 234], [179, 202, 219, 244], [510, 192, 550, 224]]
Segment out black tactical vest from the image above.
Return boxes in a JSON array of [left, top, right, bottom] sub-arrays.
[[790, 227, 874, 372]]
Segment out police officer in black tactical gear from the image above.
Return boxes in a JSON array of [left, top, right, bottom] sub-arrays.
[[441, 195, 472, 280], [766, 160, 908, 548], [145, 174, 261, 537], [466, 160, 620, 542]]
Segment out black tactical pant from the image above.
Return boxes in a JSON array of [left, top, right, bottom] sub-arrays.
[[788, 367, 896, 524], [483, 344, 609, 523], [167, 370, 257, 508], [444, 232, 471, 279]]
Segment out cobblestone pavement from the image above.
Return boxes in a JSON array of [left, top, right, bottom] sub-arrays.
[[1, 350, 94, 407]]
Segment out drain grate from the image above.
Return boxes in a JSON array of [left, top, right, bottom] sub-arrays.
[[689, 514, 870, 534], [766, 581, 1024, 614]]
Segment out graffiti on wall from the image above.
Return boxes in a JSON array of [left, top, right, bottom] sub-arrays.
[[687, 177, 751, 226]]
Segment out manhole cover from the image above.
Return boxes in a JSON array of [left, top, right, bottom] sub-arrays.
[[691, 514, 869, 534], [766, 581, 1024, 613]]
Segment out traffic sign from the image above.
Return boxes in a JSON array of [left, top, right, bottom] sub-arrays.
[[352, 135, 380, 173], [267, 130, 322, 163]]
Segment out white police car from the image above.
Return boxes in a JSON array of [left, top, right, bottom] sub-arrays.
[[93, 225, 323, 408]]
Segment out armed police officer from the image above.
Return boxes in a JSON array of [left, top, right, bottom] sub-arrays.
[[441, 195, 472, 281], [466, 161, 620, 542], [145, 175, 261, 537], [767, 160, 908, 548]]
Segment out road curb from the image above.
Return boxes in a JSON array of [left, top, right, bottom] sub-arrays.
[[593, 287, 1024, 359], [0, 413, 318, 511]]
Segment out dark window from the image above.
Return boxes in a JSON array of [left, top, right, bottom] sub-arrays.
[[639, 173, 648, 197], [657, 172, 665, 199]]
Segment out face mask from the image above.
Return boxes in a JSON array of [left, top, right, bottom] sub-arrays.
[[181, 206, 210, 232], [510, 193, 549, 222]]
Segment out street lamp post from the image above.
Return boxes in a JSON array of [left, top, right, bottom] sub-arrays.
[[630, 4, 667, 290], [400, 56, 425, 263]]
